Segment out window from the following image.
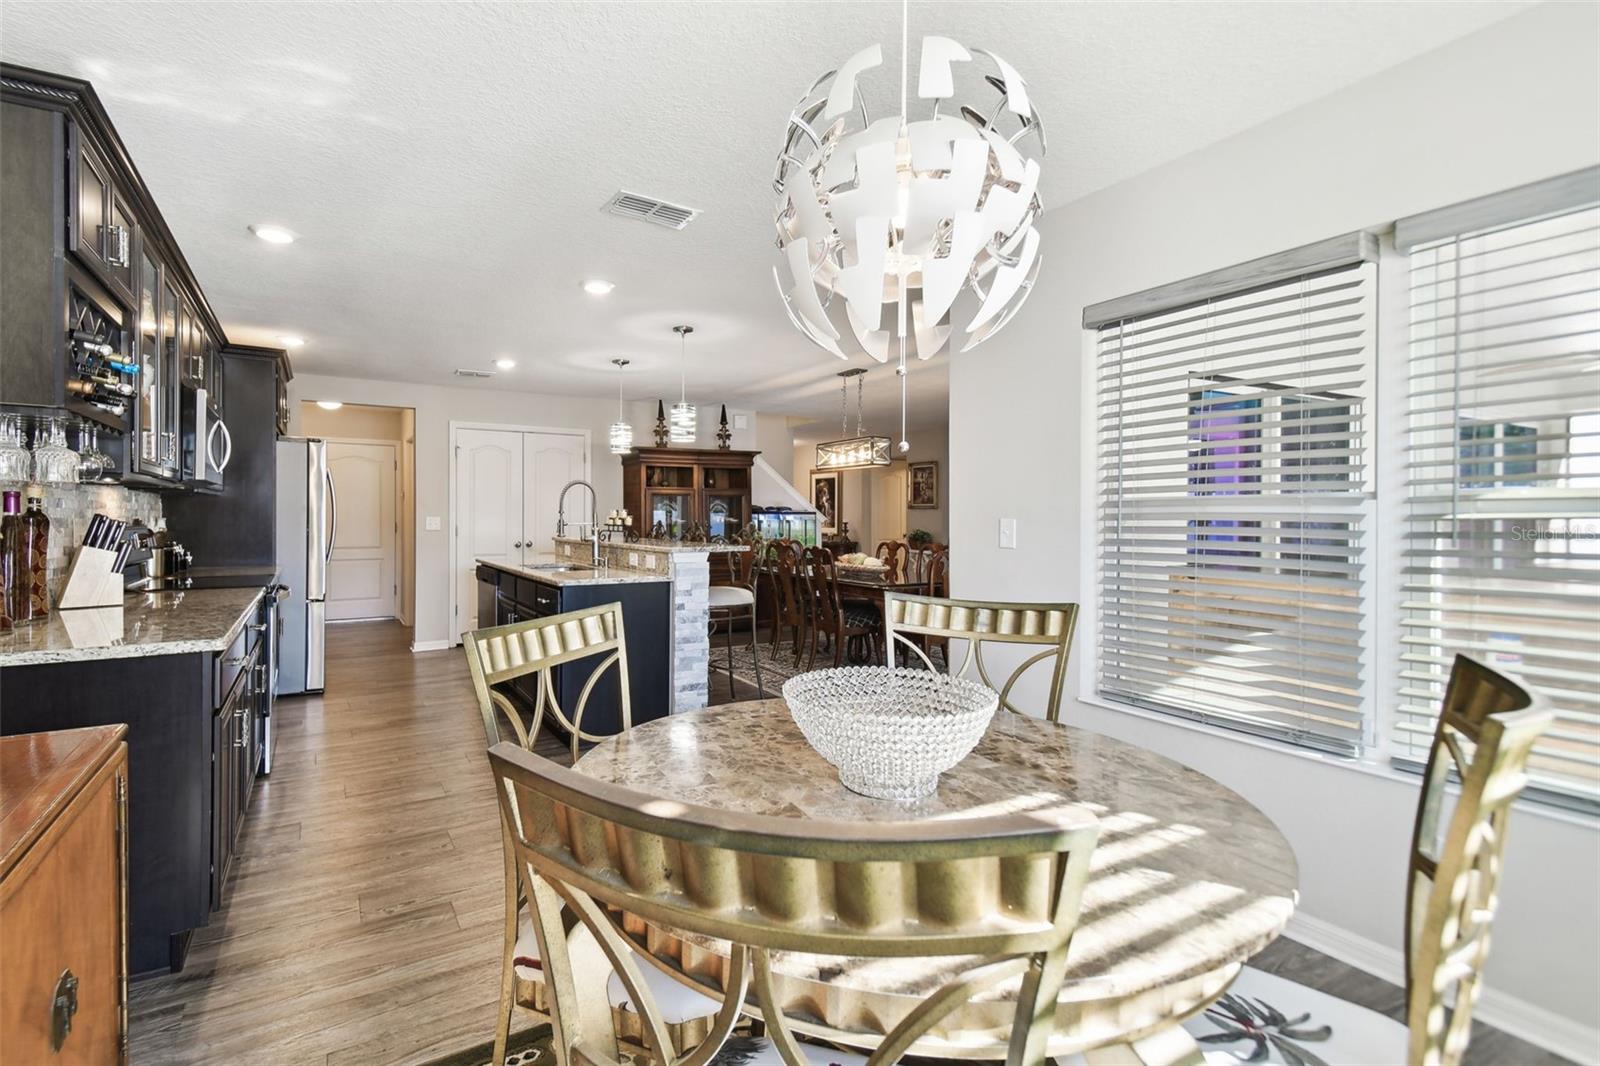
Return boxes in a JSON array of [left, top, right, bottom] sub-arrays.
[[1396, 190, 1600, 812], [1088, 235, 1377, 756]]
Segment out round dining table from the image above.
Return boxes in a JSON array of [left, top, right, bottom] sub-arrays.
[[574, 699, 1299, 1061]]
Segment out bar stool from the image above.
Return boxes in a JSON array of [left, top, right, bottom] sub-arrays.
[[710, 541, 764, 698]]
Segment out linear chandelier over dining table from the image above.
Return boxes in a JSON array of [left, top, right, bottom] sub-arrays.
[[815, 367, 892, 470]]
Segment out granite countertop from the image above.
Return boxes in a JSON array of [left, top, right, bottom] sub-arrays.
[[0, 586, 265, 666], [553, 537, 748, 555], [476, 555, 671, 586]]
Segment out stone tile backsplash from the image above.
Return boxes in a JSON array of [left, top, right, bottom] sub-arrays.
[[0, 480, 163, 605]]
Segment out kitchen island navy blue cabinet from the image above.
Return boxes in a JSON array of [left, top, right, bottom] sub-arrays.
[[474, 562, 672, 735]]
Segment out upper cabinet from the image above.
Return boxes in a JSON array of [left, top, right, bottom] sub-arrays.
[[0, 64, 292, 490]]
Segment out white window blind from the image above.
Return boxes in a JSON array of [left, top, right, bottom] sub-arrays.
[[1399, 200, 1600, 812], [1093, 247, 1376, 756]]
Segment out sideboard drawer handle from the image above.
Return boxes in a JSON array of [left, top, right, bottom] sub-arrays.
[[51, 969, 79, 1051]]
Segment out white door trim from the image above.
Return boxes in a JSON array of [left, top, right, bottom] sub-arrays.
[[447, 420, 592, 648]]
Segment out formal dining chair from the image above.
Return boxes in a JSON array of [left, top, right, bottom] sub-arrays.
[[708, 540, 764, 699], [486, 739, 1100, 1066], [464, 605, 717, 1066], [874, 539, 907, 581], [883, 592, 1078, 722], [803, 545, 882, 668], [767, 539, 809, 667], [1182, 655, 1553, 1066]]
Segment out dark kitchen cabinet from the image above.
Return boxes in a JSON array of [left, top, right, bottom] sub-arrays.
[[211, 641, 260, 909], [477, 563, 673, 733], [133, 246, 180, 480], [70, 129, 136, 307]]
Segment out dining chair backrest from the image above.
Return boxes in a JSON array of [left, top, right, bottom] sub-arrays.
[[463, 602, 632, 761], [874, 539, 907, 581], [1403, 655, 1552, 1066], [884, 592, 1078, 722], [768, 539, 805, 625], [487, 740, 1099, 1066], [802, 544, 843, 619]]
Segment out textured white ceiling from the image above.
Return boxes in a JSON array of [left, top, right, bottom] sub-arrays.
[[1, 1, 1528, 425]]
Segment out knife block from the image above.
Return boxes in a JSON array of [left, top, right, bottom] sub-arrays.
[[58, 546, 125, 609]]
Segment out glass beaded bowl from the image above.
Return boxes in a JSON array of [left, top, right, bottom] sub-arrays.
[[782, 666, 999, 800]]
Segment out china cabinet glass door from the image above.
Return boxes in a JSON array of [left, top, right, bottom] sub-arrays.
[[647, 490, 692, 538]]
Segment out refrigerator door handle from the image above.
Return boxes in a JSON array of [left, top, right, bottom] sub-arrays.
[[325, 468, 337, 563]]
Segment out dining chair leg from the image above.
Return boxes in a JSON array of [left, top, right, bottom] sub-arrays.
[[720, 608, 738, 699], [746, 605, 765, 697], [493, 845, 519, 1066]]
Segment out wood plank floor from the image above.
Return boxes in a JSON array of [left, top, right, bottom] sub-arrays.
[[126, 620, 1567, 1065]]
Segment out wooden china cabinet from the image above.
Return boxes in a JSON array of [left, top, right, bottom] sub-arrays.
[[620, 448, 759, 539]]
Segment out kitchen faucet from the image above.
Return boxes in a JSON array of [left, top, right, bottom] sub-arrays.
[[556, 480, 601, 566]]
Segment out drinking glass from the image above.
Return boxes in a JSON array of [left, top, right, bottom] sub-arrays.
[[77, 423, 107, 481], [0, 415, 31, 482], [31, 417, 80, 485]]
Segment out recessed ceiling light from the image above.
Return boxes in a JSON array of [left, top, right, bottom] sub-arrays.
[[494, 357, 517, 370], [250, 224, 295, 245], [278, 335, 306, 348], [316, 400, 343, 410], [582, 279, 615, 296]]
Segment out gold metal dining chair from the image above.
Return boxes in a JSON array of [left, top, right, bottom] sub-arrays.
[[1181, 654, 1554, 1066], [466, 605, 718, 1065], [883, 592, 1079, 722], [486, 739, 1100, 1066]]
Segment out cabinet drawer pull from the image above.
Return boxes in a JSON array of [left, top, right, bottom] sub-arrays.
[[50, 969, 79, 1051]]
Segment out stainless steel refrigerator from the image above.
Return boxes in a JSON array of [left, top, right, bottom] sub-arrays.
[[276, 438, 332, 693]]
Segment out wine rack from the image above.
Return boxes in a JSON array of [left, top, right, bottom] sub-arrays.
[[65, 284, 135, 430]]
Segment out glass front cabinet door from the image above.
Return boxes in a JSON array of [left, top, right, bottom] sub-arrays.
[[136, 252, 178, 479], [647, 491, 692, 539]]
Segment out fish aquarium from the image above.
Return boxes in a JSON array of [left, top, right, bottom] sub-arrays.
[[752, 507, 819, 547]]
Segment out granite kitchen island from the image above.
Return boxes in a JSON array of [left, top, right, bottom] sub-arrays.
[[551, 536, 748, 713]]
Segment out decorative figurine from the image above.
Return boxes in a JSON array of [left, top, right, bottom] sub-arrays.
[[716, 404, 732, 450], [653, 400, 669, 447]]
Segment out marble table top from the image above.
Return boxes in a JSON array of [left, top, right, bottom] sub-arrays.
[[0, 586, 264, 666], [576, 699, 1299, 1007]]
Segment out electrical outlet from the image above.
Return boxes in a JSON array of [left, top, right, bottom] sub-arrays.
[[628, 552, 640, 568], [425, 515, 442, 532], [999, 517, 1018, 549]]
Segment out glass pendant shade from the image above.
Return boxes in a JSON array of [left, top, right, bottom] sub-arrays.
[[608, 420, 634, 454], [668, 402, 696, 444], [816, 435, 892, 470]]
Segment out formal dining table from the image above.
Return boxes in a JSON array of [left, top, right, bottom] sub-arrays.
[[574, 698, 1299, 1060]]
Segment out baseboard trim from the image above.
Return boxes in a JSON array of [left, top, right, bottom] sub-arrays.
[[409, 639, 451, 652], [1285, 912, 1599, 1063]]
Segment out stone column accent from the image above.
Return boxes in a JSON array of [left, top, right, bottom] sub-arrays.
[[667, 552, 710, 713]]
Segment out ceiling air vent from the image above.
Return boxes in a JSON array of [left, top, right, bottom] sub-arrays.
[[453, 368, 494, 379], [604, 190, 701, 231]]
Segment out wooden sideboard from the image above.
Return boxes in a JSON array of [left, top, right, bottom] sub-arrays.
[[0, 725, 130, 1065], [620, 447, 759, 540]]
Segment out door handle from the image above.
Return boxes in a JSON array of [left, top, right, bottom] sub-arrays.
[[325, 469, 337, 562], [50, 969, 79, 1051]]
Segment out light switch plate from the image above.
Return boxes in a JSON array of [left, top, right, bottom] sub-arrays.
[[999, 517, 1018, 549], [733, 414, 748, 430], [425, 515, 442, 532]]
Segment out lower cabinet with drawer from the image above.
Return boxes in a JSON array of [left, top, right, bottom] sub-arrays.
[[0, 606, 266, 975], [0, 725, 130, 1065]]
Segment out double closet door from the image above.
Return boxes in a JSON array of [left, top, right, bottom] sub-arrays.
[[454, 427, 587, 641]]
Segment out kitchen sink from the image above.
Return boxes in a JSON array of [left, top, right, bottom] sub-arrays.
[[529, 563, 588, 573]]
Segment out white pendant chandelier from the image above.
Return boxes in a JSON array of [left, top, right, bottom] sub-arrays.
[[772, 2, 1045, 449], [608, 358, 634, 454], [816, 368, 892, 471], [670, 325, 697, 444]]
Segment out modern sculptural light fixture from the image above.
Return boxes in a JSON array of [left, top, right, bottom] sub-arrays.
[[772, 1, 1045, 450]]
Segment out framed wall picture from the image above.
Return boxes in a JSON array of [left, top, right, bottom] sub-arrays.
[[810, 470, 842, 534], [908, 460, 939, 509]]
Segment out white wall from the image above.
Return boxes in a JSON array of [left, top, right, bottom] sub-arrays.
[[949, 2, 1600, 1053], [288, 373, 626, 648]]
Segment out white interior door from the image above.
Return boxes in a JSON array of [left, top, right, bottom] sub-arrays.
[[872, 464, 909, 549], [522, 432, 588, 561], [455, 428, 524, 640], [326, 441, 398, 621]]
